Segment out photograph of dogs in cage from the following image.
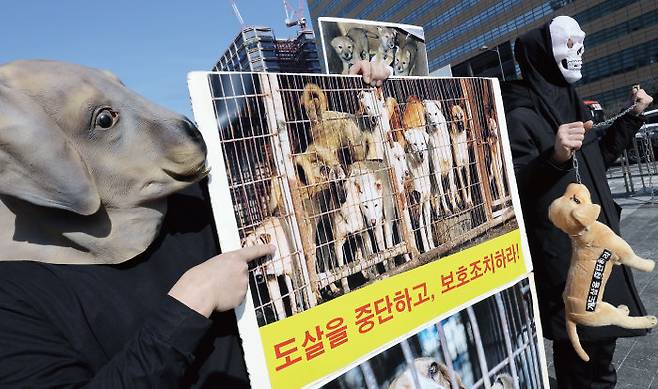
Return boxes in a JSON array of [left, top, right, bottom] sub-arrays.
[[206, 72, 516, 326], [321, 278, 545, 389], [319, 17, 429, 76]]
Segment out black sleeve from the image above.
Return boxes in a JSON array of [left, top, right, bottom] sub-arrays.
[[507, 107, 571, 199], [598, 112, 646, 169], [0, 286, 211, 389]]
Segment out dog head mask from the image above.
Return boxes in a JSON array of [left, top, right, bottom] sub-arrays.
[[548, 183, 601, 235], [0, 60, 208, 264]]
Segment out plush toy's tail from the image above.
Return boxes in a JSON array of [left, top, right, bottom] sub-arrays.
[[566, 319, 590, 362]]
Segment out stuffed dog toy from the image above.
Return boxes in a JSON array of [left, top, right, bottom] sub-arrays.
[[548, 183, 656, 361], [0, 60, 208, 264]]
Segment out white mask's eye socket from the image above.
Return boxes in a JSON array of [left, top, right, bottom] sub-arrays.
[[567, 38, 574, 49]]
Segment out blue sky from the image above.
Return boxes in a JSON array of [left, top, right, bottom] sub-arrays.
[[0, 0, 312, 117]]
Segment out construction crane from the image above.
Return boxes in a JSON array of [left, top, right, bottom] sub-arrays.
[[228, 0, 245, 27], [282, 0, 307, 30]]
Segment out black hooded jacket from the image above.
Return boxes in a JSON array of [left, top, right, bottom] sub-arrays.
[[0, 181, 251, 388], [502, 22, 648, 341]]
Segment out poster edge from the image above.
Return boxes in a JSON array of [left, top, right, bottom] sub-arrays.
[[317, 16, 426, 36], [187, 71, 272, 389], [491, 78, 535, 275]]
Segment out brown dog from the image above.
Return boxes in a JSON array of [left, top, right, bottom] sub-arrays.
[[549, 183, 656, 361], [449, 104, 472, 207], [296, 83, 375, 199]]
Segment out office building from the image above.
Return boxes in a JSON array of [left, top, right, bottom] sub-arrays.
[[307, 0, 658, 110], [214, 26, 322, 73]]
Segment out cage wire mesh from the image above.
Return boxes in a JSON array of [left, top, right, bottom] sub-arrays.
[[322, 279, 543, 389], [209, 72, 517, 326]]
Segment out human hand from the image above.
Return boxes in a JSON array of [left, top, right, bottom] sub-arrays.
[[168, 244, 275, 317], [552, 120, 593, 163], [631, 86, 653, 115], [350, 59, 391, 87]]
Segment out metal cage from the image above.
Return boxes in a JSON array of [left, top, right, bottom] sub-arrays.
[[324, 279, 544, 389], [208, 72, 516, 326]]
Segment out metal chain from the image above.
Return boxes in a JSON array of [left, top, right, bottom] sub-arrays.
[[572, 151, 582, 184], [639, 125, 655, 200], [572, 102, 638, 184], [589, 103, 637, 130]]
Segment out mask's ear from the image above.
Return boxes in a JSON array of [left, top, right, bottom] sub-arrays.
[[572, 204, 601, 229], [0, 84, 100, 215]]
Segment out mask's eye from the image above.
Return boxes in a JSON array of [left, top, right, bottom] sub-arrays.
[[571, 195, 581, 204], [567, 38, 574, 48], [95, 108, 118, 129]]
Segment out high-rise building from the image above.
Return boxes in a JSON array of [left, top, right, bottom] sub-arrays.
[[214, 26, 322, 74], [307, 0, 658, 109]]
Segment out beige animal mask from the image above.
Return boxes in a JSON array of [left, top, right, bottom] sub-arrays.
[[0, 60, 208, 264]]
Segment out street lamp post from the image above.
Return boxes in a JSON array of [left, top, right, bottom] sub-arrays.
[[480, 45, 506, 81]]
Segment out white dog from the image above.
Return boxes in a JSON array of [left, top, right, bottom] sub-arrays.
[[389, 142, 417, 255], [351, 160, 406, 270], [424, 100, 459, 214], [332, 170, 382, 292], [242, 217, 299, 320], [358, 88, 389, 161], [404, 128, 435, 253]]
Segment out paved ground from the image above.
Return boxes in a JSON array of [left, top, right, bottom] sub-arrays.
[[544, 165, 658, 388]]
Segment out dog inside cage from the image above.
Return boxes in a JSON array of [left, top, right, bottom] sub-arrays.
[[322, 278, 543, 389], [208, 72, 518, 326]]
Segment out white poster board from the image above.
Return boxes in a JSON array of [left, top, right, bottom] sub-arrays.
[[188, 71, 548, 388]]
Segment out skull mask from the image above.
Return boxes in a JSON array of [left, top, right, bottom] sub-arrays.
[[550, 16, 586, 84]]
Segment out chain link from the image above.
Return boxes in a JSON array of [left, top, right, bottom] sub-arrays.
[[639, 125, 655, 199], [571, 103, 638, 184], [590, 103, 637, 130]]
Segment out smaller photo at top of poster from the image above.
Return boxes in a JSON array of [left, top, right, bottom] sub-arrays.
[[318, 17, 429, 76]]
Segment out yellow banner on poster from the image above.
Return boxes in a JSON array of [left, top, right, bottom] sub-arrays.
[[259, 229, 526, 388]]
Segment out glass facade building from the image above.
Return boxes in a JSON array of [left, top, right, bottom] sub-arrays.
[[307, 0, 658, 110], [214, 26, 322, 74]]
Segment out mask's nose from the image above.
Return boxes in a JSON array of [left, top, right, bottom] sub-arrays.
[[181, 118, 203, 141], [180, 118, 207, 154]]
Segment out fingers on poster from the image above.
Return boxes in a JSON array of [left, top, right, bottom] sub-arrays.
[[189, 71, 545, 388], [318, 17, 430, 76]]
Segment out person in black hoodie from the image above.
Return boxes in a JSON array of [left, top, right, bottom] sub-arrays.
[[502, 16, 653, 388]]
